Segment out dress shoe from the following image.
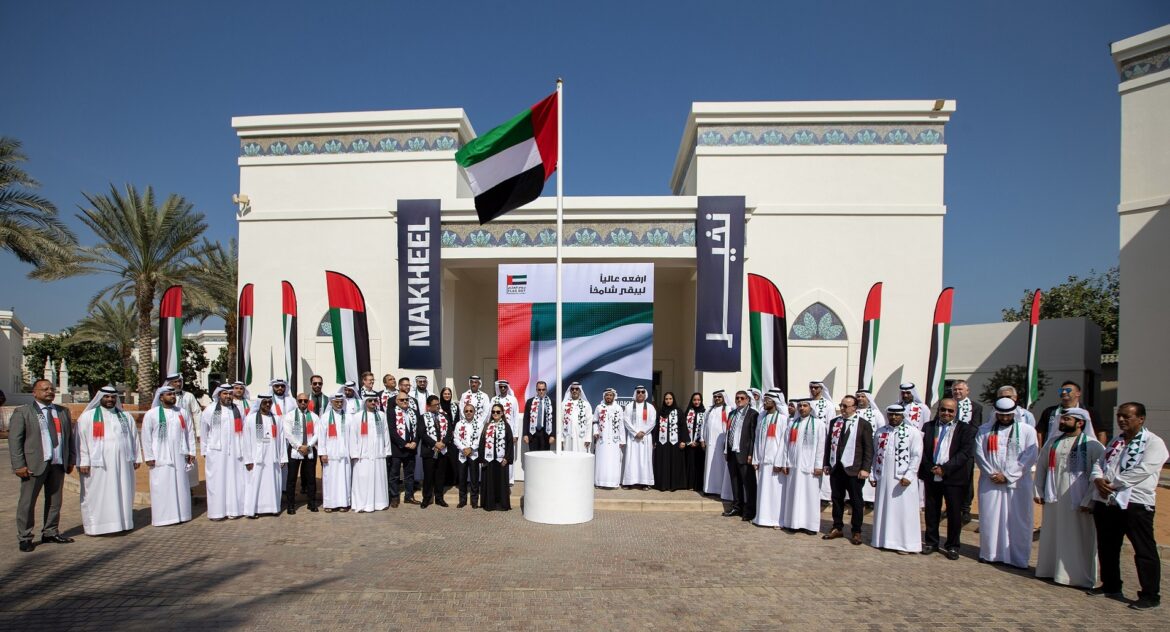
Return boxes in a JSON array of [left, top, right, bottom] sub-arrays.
[[457, 500, 467, 508], [471, 499, 479, 509], [1129, 598, 1160, 610], [721, 508, 741, 517], [287, 506, 297, 515], [390, 498, 400, 508], [961, 511, 972, 525], [308, 505, 319, 513], [822, 529, 844, 540], [1086, 586, 1123, 598], [40, 535, 74, 544], [435, 499, 449, 507], [943, 548, 960, 560], [404, 497, 420, 505], [18, 541, 34, 552], [420, 500, 431, 509], [921, 545, 938, 555], [850, 533, 863, 545], [741, 515, 752, 522]]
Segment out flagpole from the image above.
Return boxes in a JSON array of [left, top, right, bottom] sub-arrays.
[[554, 77, 564, 453]]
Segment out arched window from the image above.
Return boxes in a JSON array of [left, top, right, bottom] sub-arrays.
[[316, 312, 332, 337], [789, 303, 847, 341]]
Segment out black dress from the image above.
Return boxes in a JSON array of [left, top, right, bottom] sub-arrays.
[[477, 420, 515, 511], [684, 406, 706, 492], [651, 408, 689, 491]]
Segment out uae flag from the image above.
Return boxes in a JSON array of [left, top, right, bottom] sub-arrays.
[[857, 282, 883, 393], [282, 281, 298, 390], [748, 273, 787, 395], [237, 283, 254, 385], [158, 285, 183, 385], [325, 271, 371, 384], [1024, 289, 1043, 408], [925, 287, 955, 408], [456, 91, 558, 224]]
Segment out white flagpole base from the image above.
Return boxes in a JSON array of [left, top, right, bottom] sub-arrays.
[[521, 451, 594, 524]]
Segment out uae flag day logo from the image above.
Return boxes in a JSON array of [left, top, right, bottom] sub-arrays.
[[506, 274, 528, 295]]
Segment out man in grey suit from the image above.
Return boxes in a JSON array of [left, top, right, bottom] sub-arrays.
[[8, 379, 77, 551]]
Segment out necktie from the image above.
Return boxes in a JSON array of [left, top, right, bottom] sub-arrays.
[[45, 407, 59, 450]]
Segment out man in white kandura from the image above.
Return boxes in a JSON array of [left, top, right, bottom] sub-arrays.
[[351, 393, 391, 513], [142, 386, 196, 527], [622, 386, 656, 489], [231, 381, 252, 417], [165, 373, 203, 489], [898, 383, 930, 431], [201, 384, 249, 521], [869, 403, 923, 553], [856, 390, 886, 505], [491, 380, 520, 483], [561, 382, 592, 453], [779, 399, 826, 534], [593, 388, 626, 488], [459, 375, 491, 426], [243, 394, 284, 518], [318, 392, 351, 512], [752, 389, 787, 528], [809, 381, 835, 502], [1033, 407, 1103, 587], [703, 390, 732, 501], [77, 386, 140, 535], [975, 397, 1039, 567]]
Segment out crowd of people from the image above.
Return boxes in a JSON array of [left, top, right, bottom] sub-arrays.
[[6, 373, 1166, 610]]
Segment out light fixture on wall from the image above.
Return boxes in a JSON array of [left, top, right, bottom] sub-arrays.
[[233, 193, 251, 216]]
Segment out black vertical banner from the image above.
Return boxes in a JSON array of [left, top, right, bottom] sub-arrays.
[[397, 199, 442, 368], [695, 196, 745, 372]]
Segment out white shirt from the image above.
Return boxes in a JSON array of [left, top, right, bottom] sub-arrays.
[[728, 407, 748, 453], [932, 420, 956, 480], [37, 404, 62, 464], [1091, 430, 1168, 508]]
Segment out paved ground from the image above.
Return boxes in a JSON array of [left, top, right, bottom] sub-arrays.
[[0, 446, 1167, 630]]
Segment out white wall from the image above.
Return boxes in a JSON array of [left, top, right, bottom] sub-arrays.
[[1114, 25, 1170, 435]]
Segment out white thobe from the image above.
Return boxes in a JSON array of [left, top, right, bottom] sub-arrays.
[[752, 411, 786, 527], [317, 408, 351, 509], [622, 402, 656, 486], [459, 390, 491, 425], [870, 424, 924, 552], [779, 416, 827, 532], [858, 407, 885, 503], [201, 405, 250, 519], [593, 403, 626, 487], [562, 398, 593, 453], [142, 406, 195, 526], [1034, 434, 1104, 587], [811, 397, 836, 502], [902, 401, 930, 430], [177, 391, 203, 488], [243, 412, 285, 516], [702, 405, 732, 499], [77, 407, 140, 534], [349, 410, 390, 512], [975, 421, 1039, 568]]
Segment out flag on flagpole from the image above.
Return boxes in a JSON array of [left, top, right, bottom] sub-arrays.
[[748, 273, 787, 395], [925, 287, 955, 408], [456, 92, 558, 224], [158, 285, 183, 385], [237, 283, 254, 385], [282, 281, 298, 390], [325, 271, 371, 384], [1025, 288, 1043, 409], [857, 282, 883, 393]]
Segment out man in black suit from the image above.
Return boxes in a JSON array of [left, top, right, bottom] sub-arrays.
[[388, 391, 419, 508], [8, 379, 76, 552], [822, 395, 874, 545], [417, 395, 452, 508], [918, 398, 977, 560], [950, 379, 984, 524], [722, 390, 759, 521], [522, 381, 554, 452]]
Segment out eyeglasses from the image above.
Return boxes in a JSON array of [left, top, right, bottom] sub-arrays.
[[296, 399, 309, 403], [396, 399, 408, 403], [938, 408, 956, 413], [536, 387, 546, 391], [492, 410, 503, 415], [311, 382, 323, 387], [1059, 388, 1073, 394], [735, 396, 747, 401]]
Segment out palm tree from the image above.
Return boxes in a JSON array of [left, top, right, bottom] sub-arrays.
[[69, 298, 137, 385], [0, 136, 76, 266], [33, 184, 209, 402], [184, 238, 239, 381]]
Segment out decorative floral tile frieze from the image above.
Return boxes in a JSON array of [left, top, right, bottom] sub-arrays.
[[240, 131, 461, 157], [1118, 45, 1170, 81], [440, 221, 696, 248], [695, 123, 945, 147]]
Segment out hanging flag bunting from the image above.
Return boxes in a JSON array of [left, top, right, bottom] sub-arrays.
[[158, 285, 183, 386], [237, 283, 254, 385], [1024, 288, 1043, 409], [925, 287, 955, 408], [325, 271, 371, 384], [857, 282, 883, 393], [455, 91, 559, 224], [282, 281, 298, 390], [748, 273, 787, 396]]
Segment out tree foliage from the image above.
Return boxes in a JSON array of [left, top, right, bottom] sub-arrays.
[[1002, 267, 1119, 354], [24, 330, 126, 397], [0, 136, 77, 266], [209, 346, 229, 378], [184, 238, 238, 381], [980, 364, 1049, 409]]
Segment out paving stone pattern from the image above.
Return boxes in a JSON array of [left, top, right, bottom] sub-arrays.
[[0, 446, 1166, 630]]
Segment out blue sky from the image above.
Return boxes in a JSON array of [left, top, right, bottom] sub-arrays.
[[2, 1, 1167, 333]]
